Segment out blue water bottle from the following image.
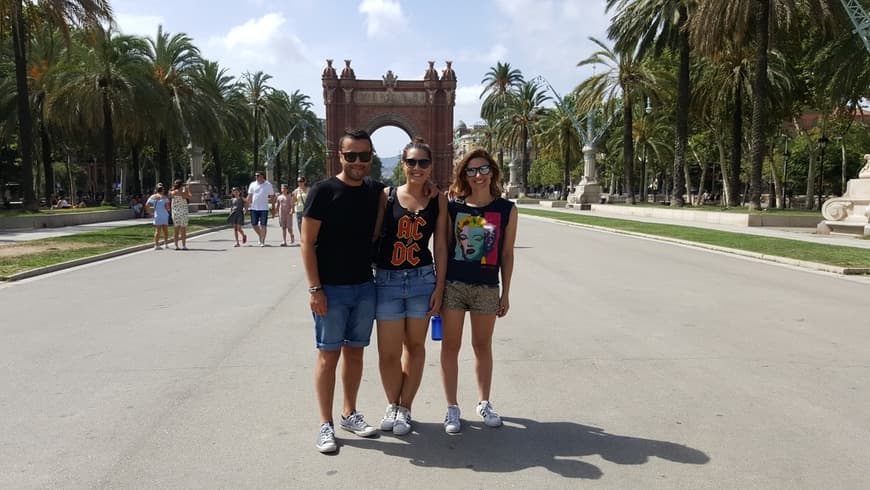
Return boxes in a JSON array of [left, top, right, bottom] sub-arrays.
[[431, 315, 442, 341]]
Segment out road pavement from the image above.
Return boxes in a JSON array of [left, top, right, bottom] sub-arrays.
[[1, 217, 868, 489]]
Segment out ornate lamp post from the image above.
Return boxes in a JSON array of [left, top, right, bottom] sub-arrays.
[[817, 135, 829, 211]]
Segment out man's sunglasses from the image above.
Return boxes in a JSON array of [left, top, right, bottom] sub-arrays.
[[341, 151, 373, 163], [404, 158, 431, 169], [464, 165, 491, 177]]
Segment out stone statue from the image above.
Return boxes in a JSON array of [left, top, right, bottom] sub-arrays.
[[859, 154, 870, 179]]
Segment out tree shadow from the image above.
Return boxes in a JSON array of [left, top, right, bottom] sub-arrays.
[[340, 417, 709, 480]]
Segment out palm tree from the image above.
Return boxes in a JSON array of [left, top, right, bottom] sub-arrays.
[[27, 23, 64, 201], [577, 37, 657, 204], [194, 60, 246, 189], [241, 71, 276, 173], [690, 0, 833, 210], [3, 0, 112, 209], [480, 62, 524, 166], [145, 25, 203, 183], [607, 0, 694, 206], [50, 26, 153, 204], [534, 92, 583, 199], [494, 79, 550, 190]]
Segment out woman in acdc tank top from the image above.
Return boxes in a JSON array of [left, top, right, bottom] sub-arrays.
[[372, 137, 448, 436]]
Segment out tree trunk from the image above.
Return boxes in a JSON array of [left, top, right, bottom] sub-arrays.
[[562, 137, 571, 200], [748, 0, 770, 211], [131, 144, 142, 196], [671, 4, 690, 208], [805, 153, 816, 210], [717, 136, 731, 206], [212, 145, 223, 194], [623, 98, 635, 204], [40, 118, 55, 201], [729, 84, 743, 207], [253, 109, 260, 173], [157, 133, 170, 185], [692, 145, 709, 206], [521, 126, 530, 194], [12, 1, 37, 210], [101, 93, 115, 205]]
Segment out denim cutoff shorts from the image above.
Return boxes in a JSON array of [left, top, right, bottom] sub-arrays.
[[314, 281, 376, 351], [374, 264, 436, 321]]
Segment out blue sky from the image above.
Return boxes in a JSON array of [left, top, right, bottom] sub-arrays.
[[113, 0, 611, 157]]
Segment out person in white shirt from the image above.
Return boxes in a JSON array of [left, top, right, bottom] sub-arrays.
[[245, 171, 276, 247]]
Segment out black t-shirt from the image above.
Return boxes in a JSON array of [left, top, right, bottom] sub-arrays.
[[375, 187, 439, 270], [304, 176, 384, 285], [446, 197, 514, 286]]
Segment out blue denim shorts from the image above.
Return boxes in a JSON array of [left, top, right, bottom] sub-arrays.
[[250, 209, 268, 227], [375, 264, 437, 321], [314, 281, 376, 351]]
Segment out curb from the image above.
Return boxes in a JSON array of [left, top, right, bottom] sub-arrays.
[[521, 214, 870, 276], [3, 225, 232, 282]]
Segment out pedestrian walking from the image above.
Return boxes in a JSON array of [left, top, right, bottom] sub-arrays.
[[373, 137, 448, 436], [246, 171, 275, 247], [292, 176, 308, 240], [169, 180, 192, 250], [227, 187, 248, 247], [276, 183, 295, 246], [440, 148, 517, 434], [145, 183, 171, 250]]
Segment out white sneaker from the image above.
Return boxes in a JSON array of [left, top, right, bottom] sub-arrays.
[[380, 403, 398, 431], [393, 406, 411, 436], [476, 400, 503, 427], [339, 410, 378, 437], [444, 405, 461, 434], [316, 423, 337, 453]]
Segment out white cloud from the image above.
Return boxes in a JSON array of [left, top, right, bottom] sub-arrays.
[[115, 13, 164, 37], [455, 85, 485, 106], [206, 13, 308, 67], [359, 0, 406, 39]]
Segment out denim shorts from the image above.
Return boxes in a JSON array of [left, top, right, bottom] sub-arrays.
[[442, 280, 500, 314], [375, 264, 436, 321], [314, 281, 376, 351], [250, 209, 268, 227]]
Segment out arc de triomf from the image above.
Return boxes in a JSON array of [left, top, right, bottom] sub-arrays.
[[321, 60, 456, 187]]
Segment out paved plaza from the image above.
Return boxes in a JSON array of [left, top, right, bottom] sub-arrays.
[[1, 216, 869, 489]]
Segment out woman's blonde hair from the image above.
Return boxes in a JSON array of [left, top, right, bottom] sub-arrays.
[[450, 148, 502, 198]]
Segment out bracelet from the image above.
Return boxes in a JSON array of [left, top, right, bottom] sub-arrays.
[[308, 286, 323, 293]]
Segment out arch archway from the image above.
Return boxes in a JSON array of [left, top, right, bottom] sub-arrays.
[[322, 60, 456, 187]]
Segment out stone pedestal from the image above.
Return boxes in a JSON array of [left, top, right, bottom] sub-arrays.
[[505, 158, 523, 198], [817, 154, 870, 236], [568, 177, 602, 206], [185, 145, 209, 212]]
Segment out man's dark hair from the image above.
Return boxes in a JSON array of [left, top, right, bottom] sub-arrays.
[[338, 128, 372, 151]]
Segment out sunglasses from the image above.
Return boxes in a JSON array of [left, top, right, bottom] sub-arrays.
[[404, 158, 432, 169], [464, 165, 491, 177], [341, 151, 373, 163]]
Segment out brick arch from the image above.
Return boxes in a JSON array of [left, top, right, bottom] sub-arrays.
[[322, 60, 456, 187]]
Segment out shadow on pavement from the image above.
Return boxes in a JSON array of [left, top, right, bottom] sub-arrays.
[[340, 417, 709, 479]]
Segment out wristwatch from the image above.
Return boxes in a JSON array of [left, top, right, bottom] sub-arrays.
[[308, 286, 323, 293]]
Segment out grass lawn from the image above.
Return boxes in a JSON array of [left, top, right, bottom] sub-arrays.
[[0, 215, 228, 279], [604, 202, 820, 216], [520, 208, 870, 269]]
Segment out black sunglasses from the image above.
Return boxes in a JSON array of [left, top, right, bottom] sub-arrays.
[[404, 158, 432, 169], [464, 165, 491, 177], [341, 151, 373, 163]]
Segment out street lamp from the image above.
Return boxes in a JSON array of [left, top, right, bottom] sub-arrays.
[[817, 135, 829, 211]]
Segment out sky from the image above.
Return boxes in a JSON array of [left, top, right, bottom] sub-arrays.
[[112, 0, 612, 158]]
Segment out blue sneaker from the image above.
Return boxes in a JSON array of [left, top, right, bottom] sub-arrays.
[[339, 410, 378, 437]]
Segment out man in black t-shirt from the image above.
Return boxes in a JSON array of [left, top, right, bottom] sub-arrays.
[[301, 128, 384, 453]]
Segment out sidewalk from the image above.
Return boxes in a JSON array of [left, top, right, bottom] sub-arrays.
[[519, 204, 870, 250], [0, 211, 229, 244]]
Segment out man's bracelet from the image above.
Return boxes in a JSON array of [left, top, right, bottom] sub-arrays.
[[308, 286, 323, 293]]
